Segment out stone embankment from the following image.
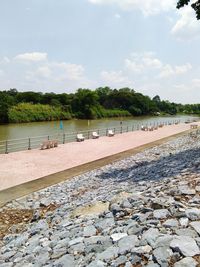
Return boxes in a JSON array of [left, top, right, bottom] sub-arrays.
[[1, 133, 200, 266]]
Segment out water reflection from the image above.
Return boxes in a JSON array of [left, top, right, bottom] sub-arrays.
[[0, 115, 198, 141]]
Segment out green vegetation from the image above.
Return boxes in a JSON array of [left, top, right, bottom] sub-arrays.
[[0, 87, 199, 123], [8, 103, 71, 123], [177, 0, 200, 20]]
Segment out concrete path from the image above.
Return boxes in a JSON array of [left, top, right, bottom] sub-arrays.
[[0, 123, 198, 192]]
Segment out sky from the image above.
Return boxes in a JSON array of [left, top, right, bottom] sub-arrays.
[[0, 0, 200, 103]]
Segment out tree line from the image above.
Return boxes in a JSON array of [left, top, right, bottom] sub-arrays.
[[0, 87, 199, 123]]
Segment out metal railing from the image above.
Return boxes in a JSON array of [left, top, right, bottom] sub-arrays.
[[0, 119, 183, 154]]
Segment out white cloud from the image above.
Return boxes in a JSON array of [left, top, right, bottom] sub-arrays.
[[171, 6, 200, 40], [124, 52, 192, 78], [192, 78, 200, 87], [125, 52, 162, 73], [0, 57, 10, 64], [114, 13, 121, 19], [88, 0, 176, 16], [0, 53, 94, 92], [159, 63, 192, 78], [101, 70, 133, 87], [15, 52, 47, 62]]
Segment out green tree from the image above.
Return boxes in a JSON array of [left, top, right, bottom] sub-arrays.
[[177, 0, 200, 19]]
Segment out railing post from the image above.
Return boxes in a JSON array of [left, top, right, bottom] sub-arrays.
[[132, 125, 134, 131], [63, 133, 65, 144], [106, 128, 108, 136], [47, 135, 49, 140], [5, 140, 8, 154], [28, 138, 31, 150], [127, 126, 128, 132], [88, 131, 90, 139], [121, 126, 122, 134], [114, 128, 115, 134]]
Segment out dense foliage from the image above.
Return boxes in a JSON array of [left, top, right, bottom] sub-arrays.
[[177, 0, 200, 19], [0, 88, 199, 123]]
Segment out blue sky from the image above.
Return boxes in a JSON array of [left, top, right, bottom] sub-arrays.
[[0, 0, 200, 103]]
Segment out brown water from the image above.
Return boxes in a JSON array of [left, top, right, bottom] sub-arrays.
[[0, 115, 198, 141]]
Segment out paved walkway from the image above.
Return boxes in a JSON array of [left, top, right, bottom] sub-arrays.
[[0, 123, 198, 192]]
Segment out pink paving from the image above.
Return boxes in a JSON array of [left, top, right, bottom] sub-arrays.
[[0, 123, 198, 191]]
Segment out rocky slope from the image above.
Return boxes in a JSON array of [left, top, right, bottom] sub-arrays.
[[1, 133, 200, 266]]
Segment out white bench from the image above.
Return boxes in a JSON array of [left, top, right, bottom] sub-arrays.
[[92, 131, 99, 139], [108, 130, 114, 137], [77, 133, 85, 142], [41, 140, 58, 150]]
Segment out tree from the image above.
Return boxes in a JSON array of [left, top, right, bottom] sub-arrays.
[[177, 0, 200, 19]]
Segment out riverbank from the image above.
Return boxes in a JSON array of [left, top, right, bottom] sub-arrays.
[[0, 122, 198, 193], [1, 126, 200, 266]]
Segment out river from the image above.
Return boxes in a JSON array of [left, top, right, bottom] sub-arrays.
[[0, 115, 198, 142]]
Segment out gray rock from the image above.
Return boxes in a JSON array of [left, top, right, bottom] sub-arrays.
[[153, 209, 170, 219], [178, 185, 196, 195], [68, 237, 84, 247], [118, 235, 139, 254], [126, 222, 144, 235], [179, 217, 189, 227], [95, 218, 115, 231], [0, 264, 14, 267], [146, 264, 160, 267], [170, 236, 200, 256], [190, 221, 200, 235], [154, 235, 173, 248], [142, 228, 160, 247], [153, 246, 173, 266], [174, 257, 198, 267], [54, 254, 75, 267], [163, 219, 179, 228], [97, 246, 119, 261], [87, 260, 106, 267], [185, 208, 200, 220], [111, 255, 127, 266], [175, 228, 198, 238], [83, 225, 97, 237]]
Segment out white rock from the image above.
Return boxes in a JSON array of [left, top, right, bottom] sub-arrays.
[[111, 233, 127, 242], [174, 257, 198, 267], [170, 236, 200, 257]]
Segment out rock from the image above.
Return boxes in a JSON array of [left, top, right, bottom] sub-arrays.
[[97, 246, 119, 261], [170, 236, 200, 256], [195, 186, 200, 192], [95, 218, 115, 231], [190, 221, 200, 235], [131, 245, 152, 254], [142, 228, 160, 247], [83, 225, 97, 237], [68, 237, 84, 247], [126, 222, 144, 235], [71, 201, 109, 218], [153, 246, 173, 266], [146, 264, 160, 267], [118, 235, 139, 254], [54, 254, 75, 267], [154, 235, 173, 248], [179, 217, 189, 227], [111, 233, 127, 242], [153, 209, 170, 219], [178, 185, 196, 195], [88, 260, 106, 267], [112, 255, 127, 266], [175, 228, 198, 238], [174, 257, 198, 267], [163, 219, 179, 228], [185, 208, 200, 220]]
